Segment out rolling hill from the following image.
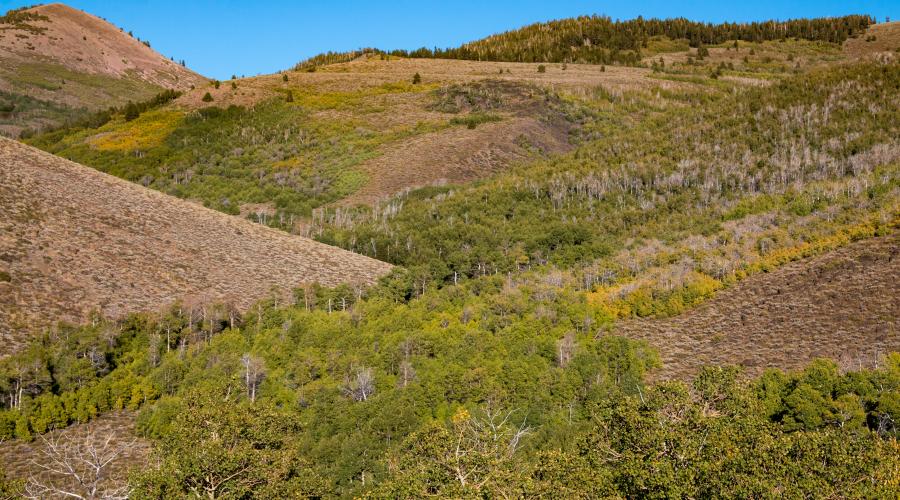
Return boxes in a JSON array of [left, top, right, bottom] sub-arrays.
[[0, 136, 392, 357], [0, 3, 206, 137], [0, 6, 899, 497]]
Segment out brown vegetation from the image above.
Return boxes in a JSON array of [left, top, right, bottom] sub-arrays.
[[0, 3, 206, 135], [843, 21, 900, 59], [0, 137, 392, 356], [616, 235, 900, 380]]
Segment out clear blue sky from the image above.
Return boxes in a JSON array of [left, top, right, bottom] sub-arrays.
[[2, 1, 897, 79]]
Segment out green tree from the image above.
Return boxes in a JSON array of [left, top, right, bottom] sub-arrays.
[[131, 392, 328, 498], [201, 92, 213, 103]]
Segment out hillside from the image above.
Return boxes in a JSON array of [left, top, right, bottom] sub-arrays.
[[307, 15, 874, 66], [1, 6, 899, 497], [0, 137, 392, 356], [0, 3, 206, 136], [617, 235, 900, 380], [25, 56, 674, 223], [25, 19, 897, 228]]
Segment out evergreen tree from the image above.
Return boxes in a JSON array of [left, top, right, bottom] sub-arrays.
[[123, 101, 140, 121], [201, 92, 213, 103]]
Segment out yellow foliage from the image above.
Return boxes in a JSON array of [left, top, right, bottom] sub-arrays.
[[286, 81, 439, 111], [89, 110, 183, 152], [452, 407, 471, 425]]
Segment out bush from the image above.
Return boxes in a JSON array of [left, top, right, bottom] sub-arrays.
[[282, 73, 288, 82], [412, 72, 422, 84], [537, 65, 547, 73], [201, 92, 213, 103]]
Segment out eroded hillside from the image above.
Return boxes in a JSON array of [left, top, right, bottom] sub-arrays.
[[0, 137, 391, 356]]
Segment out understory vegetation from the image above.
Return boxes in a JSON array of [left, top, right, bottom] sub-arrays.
[[0, 282, 898, 497]]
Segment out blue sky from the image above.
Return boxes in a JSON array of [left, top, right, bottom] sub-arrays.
[[2, 1, 897, 79]]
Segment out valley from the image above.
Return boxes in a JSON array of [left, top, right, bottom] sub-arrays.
[[0, 5, 898, 498]]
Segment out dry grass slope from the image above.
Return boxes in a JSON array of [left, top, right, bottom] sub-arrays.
[[844, 21, 900, 59], [0, 137, 392, 356], [616, 235, 900, 380], [0, 3, 206, 135]]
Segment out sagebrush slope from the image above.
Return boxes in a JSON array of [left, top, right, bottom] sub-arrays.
[[616, 236, 900, 380], [0, 3, 206, 136], [0, 137, 392, 355]]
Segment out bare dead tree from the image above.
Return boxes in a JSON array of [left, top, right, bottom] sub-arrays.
[[556, 332, 576, 368], [24, 432, 133, 500], [343, 366, 375, 402], [241, 354, 266, 403]]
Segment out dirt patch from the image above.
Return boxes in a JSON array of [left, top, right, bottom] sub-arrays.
[[0, 137, 392, 357], [337, 80, 576, 205], [339, 116, 571, 206], [614, 235, 900, 380]]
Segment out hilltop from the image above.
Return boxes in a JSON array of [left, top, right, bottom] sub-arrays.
[[0, 3, 206, 136], [0, 137, 392, 356]]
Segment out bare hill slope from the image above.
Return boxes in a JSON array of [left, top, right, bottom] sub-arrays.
[[0, 3, 206, 136], [615, 235, 900, 380], [0, 137, 392, 356]]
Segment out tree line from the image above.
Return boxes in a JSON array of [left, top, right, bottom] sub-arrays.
[[293, 15, 874, 69]]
